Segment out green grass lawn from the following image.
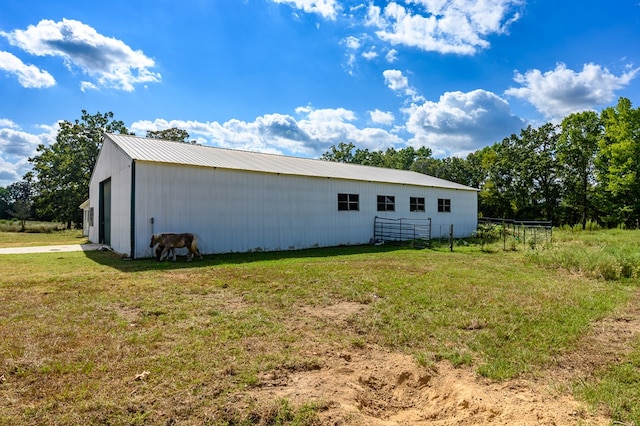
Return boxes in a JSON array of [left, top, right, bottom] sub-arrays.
[[0, 229, 639, 424], [0, 222, 87, 247]]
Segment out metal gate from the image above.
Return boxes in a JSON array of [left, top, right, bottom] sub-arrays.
[[373, 216, 432, 246]]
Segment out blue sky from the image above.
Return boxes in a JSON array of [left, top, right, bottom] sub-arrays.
[[1, 0, 639, 186]]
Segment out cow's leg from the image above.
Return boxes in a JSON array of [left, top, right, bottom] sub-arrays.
[[155, 244, 164, 261], [160, 246, 171, 261]]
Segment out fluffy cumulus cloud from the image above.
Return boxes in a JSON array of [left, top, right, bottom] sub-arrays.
[[369, 109, 395, 125], [505, 63, 639, 119], [271, 0, 341, 19], [1, 19, 160, 91], [0, 120, 56, 186], [366, 0, 521, 54], [0, 51, 55, 88], [404, 89, 525, 156], [131, 106, 404, 157], [383, 69, 424, 102]]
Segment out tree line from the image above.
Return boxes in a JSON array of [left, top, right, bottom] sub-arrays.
[[1, 97, 638, 229], [0, 110, 190, 229], [321, 97, 640, 229]]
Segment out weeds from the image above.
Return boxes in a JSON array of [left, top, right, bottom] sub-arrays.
[[0, 227, 86, 247], [1, 230, 639, 424], [526, 229, 640, 280]]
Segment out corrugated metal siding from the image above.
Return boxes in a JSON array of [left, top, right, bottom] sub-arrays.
[[90, 135, 478, 258], [134, 163, 381, 257], [106, 134, 477, 192], [88, 136, 133, 254], [132, 161, 478, 258]]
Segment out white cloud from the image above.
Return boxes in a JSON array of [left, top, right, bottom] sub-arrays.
[[0, 123, 55, 186], [383, 69, 424, 102], [131, 106, 404, 157], [1, 19, 160, 91], [369, 109, 395, 125], [404, 89, 525, 156], [383, 69, 409, 91], [367, 0, 521, 55], [0, 50, 55, 88], [0, 119, 19, 128], [385, 49, 398, 63], [505, 63, 639, 119], [343, 35, 361, 50], [80, 81, 99, 92], [271, 0, 341, 19], [362, 50, 378, 60]]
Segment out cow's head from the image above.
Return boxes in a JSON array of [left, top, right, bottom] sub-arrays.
[[149, 234, 160, 248]]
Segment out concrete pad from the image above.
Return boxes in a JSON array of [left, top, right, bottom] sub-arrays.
[[0, 244, 105, 254]]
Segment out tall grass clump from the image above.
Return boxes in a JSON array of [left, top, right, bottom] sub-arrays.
[[526, 229, 640, 280], [558, 220, 602, 232], [0, 220, 67, 233], [575, 338, 640, 425]]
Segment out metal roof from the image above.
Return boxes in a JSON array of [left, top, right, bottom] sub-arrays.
[[105, 133, 477, 191]]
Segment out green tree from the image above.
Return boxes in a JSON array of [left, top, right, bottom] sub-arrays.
[[0, 180, 33, 221], [557, 111, 601, 228], [381, 146, 431, 170], [322, 144, 433, 170], [597, 97, 640, 227], [8, 199, 31, 232], [29, 110, 130, 229], [146, 128, 192, 143], [320, 142, 356, 163], [352, 148, 384, 167], [524, 123, 560, 222], [0, 187, 9, 219], [478, 142, 516, 218], [492, 125, 560, 221], [411, 155, 477, 187]]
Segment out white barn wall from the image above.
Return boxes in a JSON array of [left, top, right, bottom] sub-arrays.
[[88, 137, 133, 252], [88, 136, 478, 258], [132, 161, 477, 258]]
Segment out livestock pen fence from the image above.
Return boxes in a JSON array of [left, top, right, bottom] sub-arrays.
[[373, 217, 483, 250], [478, 217, 553, 249], [373, 217, 432, 247]]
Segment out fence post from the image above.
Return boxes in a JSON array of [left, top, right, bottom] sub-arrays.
[[449, 224, 454, 252]]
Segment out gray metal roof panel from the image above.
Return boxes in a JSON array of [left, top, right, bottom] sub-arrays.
[[105, 133, 477, 191]]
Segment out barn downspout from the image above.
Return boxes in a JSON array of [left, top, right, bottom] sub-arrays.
[[130, 159, 136, 259]]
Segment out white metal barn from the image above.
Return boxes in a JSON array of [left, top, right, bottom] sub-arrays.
[[86, 134, 478, 259]]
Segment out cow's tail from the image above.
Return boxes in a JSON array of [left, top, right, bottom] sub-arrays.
[[191, 235, 202, 259]]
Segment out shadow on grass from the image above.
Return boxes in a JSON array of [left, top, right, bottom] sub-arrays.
[[83, 241, 444, 272]]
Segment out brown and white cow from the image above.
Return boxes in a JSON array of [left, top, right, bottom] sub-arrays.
[[149, 233, 202, 262]]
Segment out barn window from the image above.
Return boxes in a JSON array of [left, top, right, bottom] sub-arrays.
[[438, 198, 451, 213], [410, 197, 425, 212], [377, 195, 395, 212], [338, 193, 359, 211], [89, 207, 94, 226]]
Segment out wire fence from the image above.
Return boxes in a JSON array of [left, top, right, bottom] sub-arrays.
[[478, 217, 553, 249]]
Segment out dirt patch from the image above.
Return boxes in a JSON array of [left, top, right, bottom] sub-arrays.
[[229, 295, 640, 425], [299, 301, 367, 327], [244, 348, 609, 425], [544, 291, 640, 387]]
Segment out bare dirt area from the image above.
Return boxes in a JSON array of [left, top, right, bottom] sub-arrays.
[[229, 298, 640, 425]]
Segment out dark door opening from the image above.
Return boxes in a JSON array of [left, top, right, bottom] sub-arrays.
[[99, 178, 111, 245]]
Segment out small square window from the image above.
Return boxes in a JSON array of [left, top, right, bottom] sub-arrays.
[[338, 193, 359, 211], [410, 197, 425, 212], [377, 195, 395, 212], [438, 198, 451, 213]]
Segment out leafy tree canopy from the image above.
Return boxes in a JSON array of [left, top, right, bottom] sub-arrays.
[[29, 110, 131, 228], [146, 128, 193, 143]]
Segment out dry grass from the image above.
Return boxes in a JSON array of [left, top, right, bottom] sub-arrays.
[[0, 228, 87, 247], [0, 233, 639, 424]]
